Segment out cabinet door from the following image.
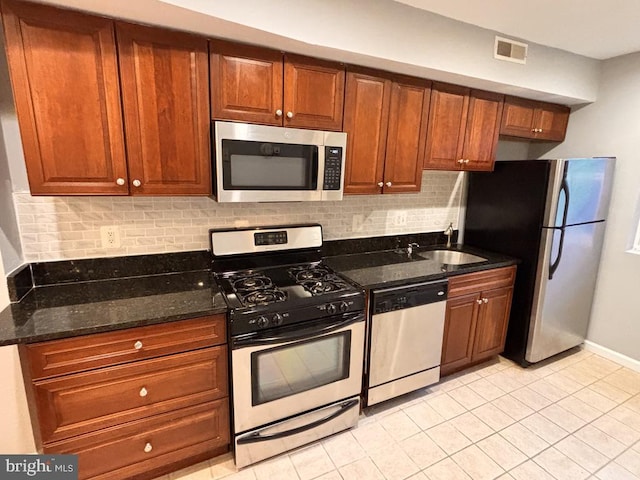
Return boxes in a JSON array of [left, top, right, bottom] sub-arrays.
[[471, 286, 513, 362], [534, 104, 570, 141], [283, 54, 345, 131], [342, 68, 391, 194], [1, 0, 128, 195], [462, 91, 504, 172], [441, 293, 480, 376], [500, 96, 536, 137], [383, 76, 431, 193], [423, 83, 469, 170], [210, 40, 283, 126], [117, 23, 211, 195]]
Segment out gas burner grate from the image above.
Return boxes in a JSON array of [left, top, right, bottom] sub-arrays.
[[242, 289, 287, 306], [289, 265, 349, 296], [232, 274, 273, 292], [229, 273, 287, 307]]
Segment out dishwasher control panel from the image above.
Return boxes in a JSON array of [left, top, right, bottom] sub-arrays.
[[372, 280, 448, 314]]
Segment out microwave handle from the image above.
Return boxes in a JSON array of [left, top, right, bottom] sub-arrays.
[[231, 312, 363, 348], [236, 399, 359, 444]]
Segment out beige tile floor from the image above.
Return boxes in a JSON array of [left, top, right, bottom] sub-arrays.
[[159, 348, 640, 480]]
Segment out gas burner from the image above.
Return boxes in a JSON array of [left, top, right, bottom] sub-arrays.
[[301, 276, 349, 296], [289, 265, 332, 282], [233, 274, 273, 292], [242, 289, 287, 306]]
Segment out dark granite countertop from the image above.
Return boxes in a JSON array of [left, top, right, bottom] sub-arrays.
[[0, 269, 227, 346], [0, 234, 517, 346], [325, 244, 518, 290]]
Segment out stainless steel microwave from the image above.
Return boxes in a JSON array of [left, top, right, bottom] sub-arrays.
[[213, 121, 347, 203]]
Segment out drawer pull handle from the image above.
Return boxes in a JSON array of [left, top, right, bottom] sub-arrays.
[[144, 442, 153, 453], [483, 298, 489, 303], [139, 387, 148, 397], [476, 299, 483, 305], [134, 341, 143, 350]]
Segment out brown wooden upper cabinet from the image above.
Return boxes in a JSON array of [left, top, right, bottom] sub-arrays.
[[500, 96, 570, 141], [0, 1, 211, 195], [116, 23, 211, 195], [424, 83, 504, 172], [210, 40, 345, 131], [343, 68, 430, 194], [0, 0, 128, 195]]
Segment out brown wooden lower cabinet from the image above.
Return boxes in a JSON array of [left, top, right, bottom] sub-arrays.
[[441, 266, 516, 376], [45, 400, 230, 480], [19, 315, 231, 480]]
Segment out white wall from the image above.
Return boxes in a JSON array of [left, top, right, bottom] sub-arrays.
[[0, 34, 24, 271], [0, 252, 36, 453], [38, 0, 600, 104], [530, 52, 640, 362]]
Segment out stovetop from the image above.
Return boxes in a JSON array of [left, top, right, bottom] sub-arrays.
[[213, 259, 364, 336]]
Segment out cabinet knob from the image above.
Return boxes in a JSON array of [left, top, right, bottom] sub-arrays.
[[139, 387, 148, 397], [286, 111, 294, 119], [385, 181, 392, 187], [476, 299, 483, 305], [116, 178, 125, 186], [538, 128, 543, 133], [464, 159, 470, 164], [275, 109, 283, 117], [144, 442, 153, 453], [132, 179, 141, 187], [377, 182, 384, 187], [483, 298, 489, 303], [457, 159, 464, 164], [134, 340, 143, 350]]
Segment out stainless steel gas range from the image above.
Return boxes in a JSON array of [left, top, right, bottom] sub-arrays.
[[210, 224, 365, 468]]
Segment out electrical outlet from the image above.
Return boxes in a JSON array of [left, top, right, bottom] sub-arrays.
[[100, 225, 121, 248], [352, 214, 364, 233], [392, 210, 408, 227]]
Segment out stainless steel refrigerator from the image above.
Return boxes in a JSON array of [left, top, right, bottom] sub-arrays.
[[464, 158, 615, 365]]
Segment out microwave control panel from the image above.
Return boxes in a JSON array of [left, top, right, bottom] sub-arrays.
[[323, 146, 343, 190]]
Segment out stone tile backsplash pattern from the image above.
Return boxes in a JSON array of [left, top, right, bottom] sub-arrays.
[[14, 171, 463, 262]]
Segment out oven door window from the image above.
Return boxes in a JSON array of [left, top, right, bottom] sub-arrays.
[[222, 139, 318, 190], [251, 331, 351, 406]]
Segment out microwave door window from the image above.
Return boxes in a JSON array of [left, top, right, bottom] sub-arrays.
[[231, 155, 308, 188], [222, 140, 318, 190]]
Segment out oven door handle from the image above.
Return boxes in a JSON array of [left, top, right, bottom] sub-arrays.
[[236, 399, 359, 445], [232, 312, 363, 348]]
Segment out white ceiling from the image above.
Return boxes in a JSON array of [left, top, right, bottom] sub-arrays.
[[395, 0, 640, 60]]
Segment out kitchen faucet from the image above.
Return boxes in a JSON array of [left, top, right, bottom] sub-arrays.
[[444, 222, 454, 248], [406, 243, 419, 256]]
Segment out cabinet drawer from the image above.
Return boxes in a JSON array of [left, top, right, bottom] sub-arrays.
[[34, 346, 228, 443], [448, 266, 516, 298], [44, 399, 230, 480], [23, 315, 226, 380]]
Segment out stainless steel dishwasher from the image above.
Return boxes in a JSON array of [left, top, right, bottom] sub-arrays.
[[366, 280, 448, 406]]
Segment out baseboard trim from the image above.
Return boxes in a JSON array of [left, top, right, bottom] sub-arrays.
[[584, 340, 640, 372]]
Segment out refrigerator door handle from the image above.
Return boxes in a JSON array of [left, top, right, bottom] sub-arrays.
[[548, 227, 565, 280], [549, 178, 570, 280]]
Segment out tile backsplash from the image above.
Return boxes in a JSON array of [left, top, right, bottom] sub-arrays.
[[14, 171, 464, 262]]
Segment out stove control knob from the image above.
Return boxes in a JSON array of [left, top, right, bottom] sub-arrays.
[[257, 316, 270, 328], [339, 301, 349, 313], [327, 303, 337, 315], [272, 313, 284, 326]]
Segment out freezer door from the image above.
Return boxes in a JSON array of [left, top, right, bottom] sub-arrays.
[[551, 158, 615, 227], [526, 222, 606, 363]]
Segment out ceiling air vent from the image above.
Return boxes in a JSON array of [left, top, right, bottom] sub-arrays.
[[494, 36, 528, 64]]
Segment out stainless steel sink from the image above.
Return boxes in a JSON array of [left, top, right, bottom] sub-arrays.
[[418, 249, 487, 265]]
